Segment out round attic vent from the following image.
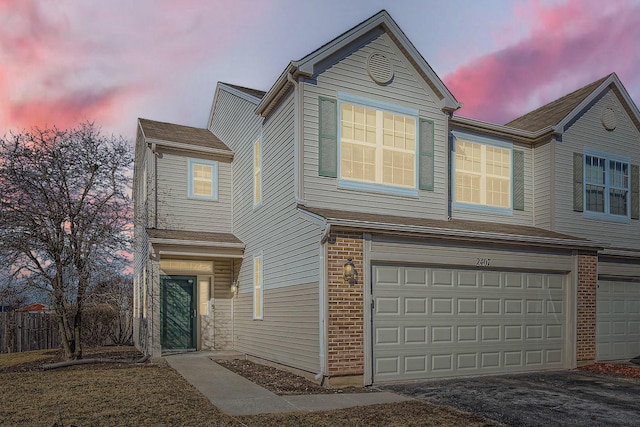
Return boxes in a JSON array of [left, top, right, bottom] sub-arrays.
[[367, 53, 394, 85], [602, 107, 617, 131]]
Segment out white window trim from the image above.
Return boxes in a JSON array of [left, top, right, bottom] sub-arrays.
[[188, 158, 218, 200], [451, 131, 513, 215], [337, 93, 419, 196], [253, 253, 264, 320], [583, 149, 630, 221], [253, 138, 262, 208]]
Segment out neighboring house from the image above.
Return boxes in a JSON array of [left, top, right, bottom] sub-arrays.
[[15, 303, 49, 313], [133, 10, 640, 385]]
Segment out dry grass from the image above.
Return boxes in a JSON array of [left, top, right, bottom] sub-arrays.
[[0, 348, 58, 370], [239, 401, 497, 427], [0, 348, 496, 426], [0, 363, 238, 426]]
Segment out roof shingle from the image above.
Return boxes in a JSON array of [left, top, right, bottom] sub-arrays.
[[138, 118, 231, 152], [147, 228, 243, 245], [505, 75, 610, 132], [221, 83, 266, 100], [302, 206, 588, 242]]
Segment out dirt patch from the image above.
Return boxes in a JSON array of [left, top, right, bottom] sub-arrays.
[[215, 358, 374, 395], [578, 362, 640, 379]]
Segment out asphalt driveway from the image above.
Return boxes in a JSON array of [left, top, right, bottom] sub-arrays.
[[380, 371, 640, 427]]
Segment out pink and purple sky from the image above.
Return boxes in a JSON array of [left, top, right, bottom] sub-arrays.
[[1, 0, 639, 139]]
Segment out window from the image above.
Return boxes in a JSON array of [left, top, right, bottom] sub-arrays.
[[254, 138, 262, 206], [455, 140, 511, 208], [188, 159, 218, 200], [585, 153, 629, 217], [253, 254, 263, 320], [339, 99, 417, 192]]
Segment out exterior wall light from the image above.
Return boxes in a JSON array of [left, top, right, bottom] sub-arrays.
[[230, 281, 238, 295], [343, 258, 358, 286]]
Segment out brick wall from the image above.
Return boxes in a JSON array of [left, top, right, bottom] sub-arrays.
[[576, 254, 598, 362], [326, 232, 364, 376]]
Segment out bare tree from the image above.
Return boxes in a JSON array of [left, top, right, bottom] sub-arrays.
[[83, 270, 133, 347], [0, 123, 132, 359]]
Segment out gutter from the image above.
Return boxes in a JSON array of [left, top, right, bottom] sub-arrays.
[[256, 62, 313, 118], [326, 218, 604, 251], [148, 238, 245, 249], [450, 116, 559, 144], [146, 137, 234, 160]]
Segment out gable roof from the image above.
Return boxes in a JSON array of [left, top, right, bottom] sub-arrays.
[[220, 83, 266, 100], [506, 73, 640, 133], [138, 118, 233, 158], [256, 10, 461, 117]]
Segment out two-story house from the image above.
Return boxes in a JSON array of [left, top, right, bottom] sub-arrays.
[[133, 10, 640, 386]]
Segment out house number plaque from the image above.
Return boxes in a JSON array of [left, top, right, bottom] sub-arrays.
[[475, 258, 491, 267]]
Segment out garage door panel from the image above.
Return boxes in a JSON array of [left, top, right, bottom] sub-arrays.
[[373, 265, 568, 381], [404, 297, 427, 314], [481, 272, 502, 288], [457, 271, 478, 287], [405, 268, 428, 286], [597, 280, 640, 360]]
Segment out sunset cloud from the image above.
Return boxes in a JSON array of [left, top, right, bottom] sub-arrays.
[[0, 0, 269, 136], [444, 0, 640, 124], [1, 0, 638, 137]]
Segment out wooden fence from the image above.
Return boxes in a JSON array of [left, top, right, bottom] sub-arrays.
[[0, 312, 60, 354]]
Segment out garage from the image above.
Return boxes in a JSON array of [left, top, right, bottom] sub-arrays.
[[372, 265, 568, 381], [366, 235, 576, 383], [596, 280, 640, 360]]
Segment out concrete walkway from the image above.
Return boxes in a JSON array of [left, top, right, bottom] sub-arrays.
[[165, 351, 409, 416]]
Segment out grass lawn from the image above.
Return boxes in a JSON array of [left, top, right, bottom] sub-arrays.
[[0, 348, 495, 426]]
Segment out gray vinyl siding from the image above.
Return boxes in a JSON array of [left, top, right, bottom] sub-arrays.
[[553, 89, 640, 250], [451, 142, 534, 226], [302, 31, 449, 220], [598, 257, 640, 278], [210, 88, 324, 370], [234, 282, 320, 373], [370, 236, 574, 272], [155, 152, 232, 233], [533, 140, 553, 229]]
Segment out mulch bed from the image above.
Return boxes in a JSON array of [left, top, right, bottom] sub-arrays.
[[215, 358, 376, 395], [578, 362, 640, 379]]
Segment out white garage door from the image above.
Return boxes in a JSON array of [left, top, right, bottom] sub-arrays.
[[597, 280, 640, 360], [373, 265, 567, 382]]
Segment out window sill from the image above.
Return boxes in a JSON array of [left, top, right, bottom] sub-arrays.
[[583, 211, 630, 223], [337, 179, 419, 198], [453, 202, 513, 216], [187, 195, 218, 202]]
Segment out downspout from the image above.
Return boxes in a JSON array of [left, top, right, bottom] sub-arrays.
[[231, 258, 235, 350], [316, 222, 331, 382], [149, 142, 159, 228], [286, 72, 304, 203]]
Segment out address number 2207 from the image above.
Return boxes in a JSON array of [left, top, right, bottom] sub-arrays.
[[475, 258, 491, 267]]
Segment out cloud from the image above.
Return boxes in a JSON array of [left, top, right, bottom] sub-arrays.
[[0, 0, 270, 136], [444, 0, 640, 124]]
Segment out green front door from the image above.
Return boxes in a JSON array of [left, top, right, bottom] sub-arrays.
[[160, 275, 196, 350]]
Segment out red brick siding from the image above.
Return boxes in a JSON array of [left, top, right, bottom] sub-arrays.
[[576, 254, 598, 362], [326, 232, 364, 376]]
